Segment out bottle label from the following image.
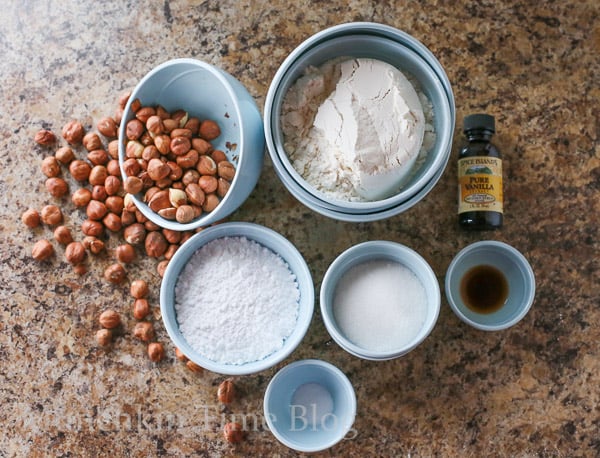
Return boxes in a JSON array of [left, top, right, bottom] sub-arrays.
[[458, 156, 503, 214]]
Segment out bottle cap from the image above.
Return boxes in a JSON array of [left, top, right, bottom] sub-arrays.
[[464, 113, 495, 134]]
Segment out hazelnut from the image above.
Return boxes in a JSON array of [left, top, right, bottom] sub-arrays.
[[124, 176, 143, 194], [145, 231, 168, 258], [105, 195, 124, 214], [81, 220, 104, 237], [135, 106, 156, 123], [170, 136, 191, 156], [217, 161, 236, 181], [175, 205, 195, 223], [162, 229, 182, 245], [147, 158, 170, 181], [158, 207, 176, 220], [167, 161, 183, 181], [87, 149, 109, 166], [148, 189, 171, 212], [211, 149, 227, 163], [169, 188, 187, 207], [198, 175, 218, 194], [55, 146, 75, 164], [170, 128, 192, 139], [186, 360, 203, 373], [134, 321, 155, 342], [202, 194, 220, 213], [107, 140, 119, 160], [106, 159, 121, 176], [130, 98, 142, 113], [175, 347, 188, 362], [104, 263, 126, 284], [199, 120, 221, 141], [92, 185, 108, 202], [122, 158, 141, 177], [118, 90, 131, 109], [145, 220, 161, 232], [40, 205, 63, 225], [34, 129, 56, 146], [142, 145, 160, 161], [69, 160, 92, 182], [217, 379, 235, 404], [95, 328, 112, 347], [191, 137, 212, 155], [82, 132, 103, 152], [72, 188, 93, 207], [104, 176, 121, 196], [97, 117, 118, 138], [164, 244, 178, 260], [32, 239, 54, 261], [223, 422, 244, 443], [157, 260, 169, 278], [156, 105, 169, 119], [133, 298, 150, 320], [22, 208, 41, 228], [217, 178, 231, 198], [116, 243, 136, 263], [147, 342, 164, 362], [83, 236, 105, 254], [65, 241, 86, 265], [89, 165, 108, 186], [146, 115, 164, 136], [185, 183, 205, 206], [125, 140, 144, 159], [154, 134, 171, 154], [197, 155, 217, 175], [53, 225, 73, 245], [123, 223, 146, 245], [163, 118, 178, 133], [99, 309, 121, 329], [41, 156, 61, 177], [172, 109, 188, 127], [126, 119, 144, 140], [45, 177, 69, 198], [103, 212, 122, 232], [130, 281, 148, 299], [176, 149, 199, 169], [184, 117, 201, 135], [86, 200, 108, 221], [62, 120, 85, 145], [121, 209, 136, 226]]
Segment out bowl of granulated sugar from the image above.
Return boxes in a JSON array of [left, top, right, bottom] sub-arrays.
[[320, 241, 440, 360], [160, 222, 314, 375]]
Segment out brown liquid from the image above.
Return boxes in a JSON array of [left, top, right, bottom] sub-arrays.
[[460, 265, 508, 314]]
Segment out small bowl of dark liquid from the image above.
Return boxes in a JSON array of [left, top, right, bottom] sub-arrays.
[[445, 241, 535, 331]]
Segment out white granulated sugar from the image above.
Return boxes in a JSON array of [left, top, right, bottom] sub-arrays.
[[174, 236, 300, 365], [281, 57, 436, 202], [333, 259, 428, 352]]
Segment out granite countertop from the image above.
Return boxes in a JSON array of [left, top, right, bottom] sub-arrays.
[[1, 1, 599, 456]]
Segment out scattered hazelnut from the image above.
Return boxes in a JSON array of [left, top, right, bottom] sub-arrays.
[[105, 195, 124, 214], [147, 342, 164, 362], [134, 321, 155, 342], [95, 328, 112, 347], [34, 129, 56, 146], [45, 177, 69, 198], [62, 120, 85, 145], [106, 159, 121, 176], [104, 176, 121, 196], [82, 132, 103, 151], [83, 236, 105, 254], [40, 205, 63, 225], [97, 117, 118, 138], [118, 90, 131, 109], [123, 223, 146, 245], [186, 360, 203, 373], [199, 120, 221, 140], [99, 309, 121, 329], [73, 263, 87, 276], [116, 243, 136, 263], [53, 226, 73, 245], [217, 379, 235, 404], [157, 260, 169, 278], [65, 241, 86, 265], [69, 160, 92, 182], [130, 279, 148, 299], [22, 208, 41, 228], [89, 165, 109, 186], [145, 231, 168, 258], [223, 422, 244, 443], [81, 219, 104, 237], [133, 298, 150, 320], [162, 229, 182, 245], [104, 263, 126, 284], [86, 200, 108, 221], [103, 212, 122, 232], [55, 146, 75, 164], [41, 156, 61, 177], [175, 347, 188, 362], [32, 239, 54, 261], [72, 188, 93, 207]]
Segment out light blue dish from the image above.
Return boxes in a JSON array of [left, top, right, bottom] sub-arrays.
[[118, 58, 265, 231], [264, 22, 455, 219], [445, 241, 536, 331], [159, 222, 314, 375], [320, 241, 441, 360], [264, 359, 356, 453]]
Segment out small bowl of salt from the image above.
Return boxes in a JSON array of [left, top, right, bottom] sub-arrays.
[[160, 222, 314, 375], [264, 359, 356, 452], [320, 241, 440, 360]]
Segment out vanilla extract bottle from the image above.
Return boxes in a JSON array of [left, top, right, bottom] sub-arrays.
[[457, 114, 503, 230]]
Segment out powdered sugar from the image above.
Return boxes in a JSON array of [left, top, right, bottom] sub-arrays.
[[174, 236, 300, 365]]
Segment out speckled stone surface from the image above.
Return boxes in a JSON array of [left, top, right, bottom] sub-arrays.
[[1, 1, 599, 456]]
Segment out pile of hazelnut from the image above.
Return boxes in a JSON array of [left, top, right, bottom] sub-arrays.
[[25, 91, 229, 364]]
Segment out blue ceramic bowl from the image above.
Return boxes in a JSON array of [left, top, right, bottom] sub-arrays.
[[445, 241, 536, 331], [320, 241, 440, 360], [160, 222, 314, 375], [119, 58, 265, 231], [264, 359, 356, 452], [264, 22, 455, 220]]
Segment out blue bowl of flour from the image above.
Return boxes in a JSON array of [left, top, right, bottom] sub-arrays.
[[160, 222, 314, 375]]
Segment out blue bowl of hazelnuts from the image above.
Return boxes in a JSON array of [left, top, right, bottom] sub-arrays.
[[118, 58, 265, 232]]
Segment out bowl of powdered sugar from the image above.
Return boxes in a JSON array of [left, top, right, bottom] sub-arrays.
[[320, 241, 440, 360], [160, 222, 314, 375], [264, 22, 455, 221]]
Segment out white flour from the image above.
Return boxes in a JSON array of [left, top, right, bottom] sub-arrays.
[[281, 58, 436, 201], [174, 236, 300, 365]]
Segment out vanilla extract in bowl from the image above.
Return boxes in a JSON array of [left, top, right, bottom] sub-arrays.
[[460, 264, 509, 314]]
